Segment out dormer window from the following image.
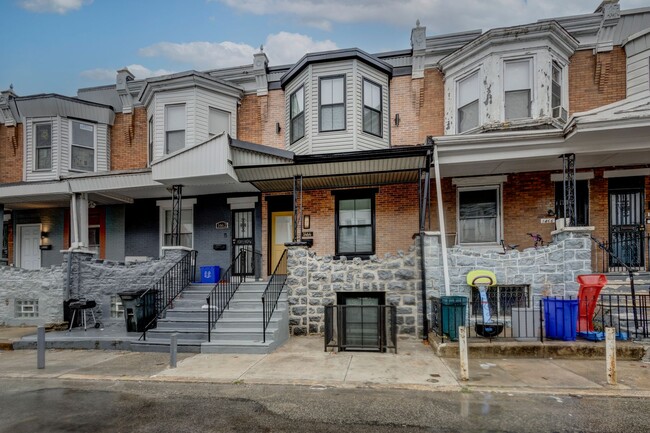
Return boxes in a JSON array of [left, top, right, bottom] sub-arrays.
[[34, 122, 52, 170], [319, 76, 345, 132], [363, 79, 382, 137], [209, 107, 230, 137], [165, 104, 186, 154], [458, 72, 479, 133], [71, 120, 95, 172], [504, 59, 532, 120], [290, 86, 305, 143]]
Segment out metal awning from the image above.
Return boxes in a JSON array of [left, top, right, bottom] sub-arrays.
[[233, 146, 430, 192]]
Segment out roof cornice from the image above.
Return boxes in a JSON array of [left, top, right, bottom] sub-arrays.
[[280, 48, 393, 88], [138, 71, 244, 106], [439, 21, 580, 72]]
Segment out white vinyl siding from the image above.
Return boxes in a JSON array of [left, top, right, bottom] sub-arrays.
[[284, 67, 311, 154], [25, 117, 59, 181], [96, 124, 109, 171], [356, 61, 389, 151], [148, 87, 238, 160], [626, 51, 650, 97]]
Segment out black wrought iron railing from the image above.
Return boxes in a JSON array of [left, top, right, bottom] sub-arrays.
[[324, 305, 397, 353], [591, 234, 650, 273], [139, 249, 197, 341], [206, 248, 261, 342], [429, 291, 650, 343], [262, 249, 288, 343]]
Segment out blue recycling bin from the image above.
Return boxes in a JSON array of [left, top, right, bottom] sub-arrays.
[[543, 298, 579, 341], [200, 266, 220, 283]]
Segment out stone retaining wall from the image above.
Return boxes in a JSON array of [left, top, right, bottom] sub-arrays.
[[285, 245, 422, 337], [423, 227, 594, 298], [0, 247, 189, 326]]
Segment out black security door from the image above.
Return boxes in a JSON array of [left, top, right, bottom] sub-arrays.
[[609, 177, 645, 270], [232, 210, 254, 276]]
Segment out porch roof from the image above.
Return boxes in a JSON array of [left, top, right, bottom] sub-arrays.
[[232, 145, 430, 192], [433, 91, 650, 178]]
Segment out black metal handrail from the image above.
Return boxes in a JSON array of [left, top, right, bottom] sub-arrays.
[[592, 234, 649, 273], [591, 236, 640, 329], [262, 249, 288, 343], [140, 249, 197, 341], [206, 248, 261, 342]]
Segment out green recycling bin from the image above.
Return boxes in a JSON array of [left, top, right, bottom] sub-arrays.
[[441, 296, 468, 341], [117, 289, 158, 332]]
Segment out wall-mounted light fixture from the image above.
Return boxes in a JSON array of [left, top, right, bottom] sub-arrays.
[[276, 122, 281, 134], [303, 215, 311, 230], [394, 113, 400, 127], [40, 231, 52, 250]]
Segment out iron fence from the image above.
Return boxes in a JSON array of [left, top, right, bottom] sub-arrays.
[[429, 290, 650, 343], [324, 305, 397, 353]]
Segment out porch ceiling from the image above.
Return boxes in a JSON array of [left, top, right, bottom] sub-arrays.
[[251, 170, 420, 192]]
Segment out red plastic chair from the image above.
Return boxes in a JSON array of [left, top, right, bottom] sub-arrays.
[[576, 274, 607, 332]]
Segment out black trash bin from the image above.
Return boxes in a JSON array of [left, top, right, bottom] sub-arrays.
[[117, 289, 158, 332]]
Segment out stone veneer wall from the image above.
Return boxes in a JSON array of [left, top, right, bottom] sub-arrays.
[[285, 244, 422, 337], [423, 227, 594, 298], [0, 248, 188, 326]]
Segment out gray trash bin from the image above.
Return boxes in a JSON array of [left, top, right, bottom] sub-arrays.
[[117, 289, 158, 332]]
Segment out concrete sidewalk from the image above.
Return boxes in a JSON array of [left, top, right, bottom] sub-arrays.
[[1, 336, 649, 397]]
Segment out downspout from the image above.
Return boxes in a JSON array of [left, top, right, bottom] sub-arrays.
[[419, 150, 431, 340], [433, 141, 451, 296]]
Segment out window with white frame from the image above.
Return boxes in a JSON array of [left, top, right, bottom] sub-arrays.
[[458, 187, 500, 244], [15, 299, 39, 318], [363, 79, 382, 137], [209, 107, 230, 137], [504, 59, 532, 120], [551, 61, 562, 110], [34, 122, 52, 170], [88, 225, 100, 254], [110, 294, 124, 319], [290, 86, 305, 143], [319, 76, 345, 132], [71, 120, 95, 171], [158, 198, 196, 251], [165, 104, 186, 154], [457, 72, 479, 133], [148, 116, 154, 163]]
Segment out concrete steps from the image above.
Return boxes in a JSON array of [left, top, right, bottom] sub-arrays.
[[131, 281, 289, 354]]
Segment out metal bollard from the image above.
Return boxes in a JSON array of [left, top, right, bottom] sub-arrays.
[[37, 326, 45, 369], [170, 333, 178, 368], [459, 326, 469, 381], [605, 327, 616, 385]]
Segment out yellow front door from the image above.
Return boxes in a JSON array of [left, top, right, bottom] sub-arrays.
[[271, 211, 293, 273]]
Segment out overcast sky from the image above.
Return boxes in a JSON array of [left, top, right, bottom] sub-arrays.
[[2, 0, 648, 96]]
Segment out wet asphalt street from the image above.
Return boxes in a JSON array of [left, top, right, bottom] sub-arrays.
[[1, 378, 649, 433]]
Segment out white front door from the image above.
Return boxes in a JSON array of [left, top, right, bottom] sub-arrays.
[[19, 225, 41, 270]]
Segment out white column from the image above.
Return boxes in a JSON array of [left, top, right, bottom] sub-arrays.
[[70, 193, 89, 248]]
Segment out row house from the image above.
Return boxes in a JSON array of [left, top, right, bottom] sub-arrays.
[[1, 1, 649, 350]]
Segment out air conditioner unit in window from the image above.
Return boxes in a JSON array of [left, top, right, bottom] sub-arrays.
[[552, 106, 568, 123]]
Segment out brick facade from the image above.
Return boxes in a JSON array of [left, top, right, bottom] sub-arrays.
[[238, 93, 262, 144], [0, 124, 23, 184], [390, 69, 445, 146], [111, 107, 148, 170], [569, 47, 627, 115]]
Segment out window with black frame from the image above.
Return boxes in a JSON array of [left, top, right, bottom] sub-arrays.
[[320, 76, 345, 132], [290, 86, 305, 143], [335, 190, 375, 257], [362, 79, 382, 136]]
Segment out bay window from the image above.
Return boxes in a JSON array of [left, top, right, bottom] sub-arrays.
[[290, 86, 305, 143], [71, 120, 95, 171], [165, 104, 185, 154], [457, 72, 479, 133], [363, 79, 382, 137], [320, 76, 345, 132], [34, 122, 52, 170], [504, 59, 532, 120]]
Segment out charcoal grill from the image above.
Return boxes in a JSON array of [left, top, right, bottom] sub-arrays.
[[67, 299, 101, 331]]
